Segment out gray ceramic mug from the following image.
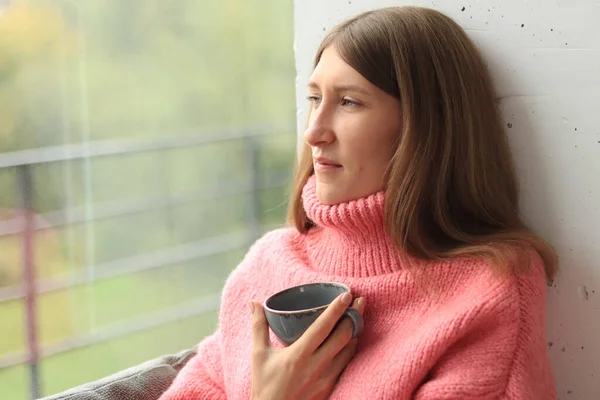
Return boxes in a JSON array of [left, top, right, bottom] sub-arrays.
[[263, 282, 364, 346]]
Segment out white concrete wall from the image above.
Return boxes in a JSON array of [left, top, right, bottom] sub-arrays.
[[294, 1, 600, 398]]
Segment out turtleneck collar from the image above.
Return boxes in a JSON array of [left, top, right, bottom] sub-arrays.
[[301, 175, 405, 277]]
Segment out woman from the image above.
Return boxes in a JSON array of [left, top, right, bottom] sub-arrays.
[[160, 6, 557, 400]]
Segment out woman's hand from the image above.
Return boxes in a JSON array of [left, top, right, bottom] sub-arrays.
[[248, 292, 366, 400]]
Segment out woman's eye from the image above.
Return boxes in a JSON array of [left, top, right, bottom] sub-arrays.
[[306, 95, 321, 104], [341, 98, 359, 107]]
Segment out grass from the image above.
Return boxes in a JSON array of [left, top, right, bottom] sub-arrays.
[[0, 154, 293, 400], [0, 184, 291, 400], [0, 247, 246, 399], [0, 311, 218, 399]]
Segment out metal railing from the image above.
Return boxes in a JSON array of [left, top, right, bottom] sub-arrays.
[[0, 126, 294, 399]]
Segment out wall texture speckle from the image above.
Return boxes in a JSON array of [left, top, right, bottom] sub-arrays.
[[294, 0, 600, 397]]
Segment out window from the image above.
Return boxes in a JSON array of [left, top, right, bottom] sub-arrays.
[[0, 1, 296, 398]]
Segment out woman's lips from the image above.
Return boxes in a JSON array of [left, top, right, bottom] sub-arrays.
[[314, 157, 342, 172]]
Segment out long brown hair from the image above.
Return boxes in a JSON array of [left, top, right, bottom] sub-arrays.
[[287, 6, 557, 281]]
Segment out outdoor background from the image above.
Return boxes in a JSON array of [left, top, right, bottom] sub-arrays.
[[0, 0, 297, 398]]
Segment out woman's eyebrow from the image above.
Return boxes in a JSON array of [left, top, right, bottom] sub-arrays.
[[307, 81, 371, 96]]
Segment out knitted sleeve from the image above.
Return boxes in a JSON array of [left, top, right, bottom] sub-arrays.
[[158, 230, 285, 400], [158, 330, 226, 400], [413, 257, 556, 400]]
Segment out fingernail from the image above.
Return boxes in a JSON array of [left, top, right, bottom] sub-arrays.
[[357, 297, 365, 307], [247, 301, 255, 314], [341, 292, 352, 305]]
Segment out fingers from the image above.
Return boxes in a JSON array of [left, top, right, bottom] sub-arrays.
[[292, 292, 354, 355], [329, 337, 358, 379], [305, 339, 359, 400], [313, 297, 366, 363], [353, 296, 366, 315], [249, 301, 270, 355]]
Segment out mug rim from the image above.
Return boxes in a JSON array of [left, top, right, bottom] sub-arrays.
[[263, 282, 350, 315]]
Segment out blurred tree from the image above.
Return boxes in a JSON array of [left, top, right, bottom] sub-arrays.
[[0, 2, 297, 397], [0, 2, 75, 151]]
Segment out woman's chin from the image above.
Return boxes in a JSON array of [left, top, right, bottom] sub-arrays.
[[315, 182, 356, 205], [316, 184, 346, 205]]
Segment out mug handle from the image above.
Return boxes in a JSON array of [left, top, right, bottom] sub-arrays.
[[341, 307, 364, 339]]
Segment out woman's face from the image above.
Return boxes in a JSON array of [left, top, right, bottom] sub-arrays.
[[304, 46, 402, 205]]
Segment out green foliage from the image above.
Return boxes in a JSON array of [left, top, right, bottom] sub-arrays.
[[0, 0, 297, 398]]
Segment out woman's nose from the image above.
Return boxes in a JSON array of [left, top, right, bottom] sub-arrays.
[[303, 107, 335, 147]]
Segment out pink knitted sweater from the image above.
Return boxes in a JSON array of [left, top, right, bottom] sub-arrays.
[[160, 176, 556, 399]]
